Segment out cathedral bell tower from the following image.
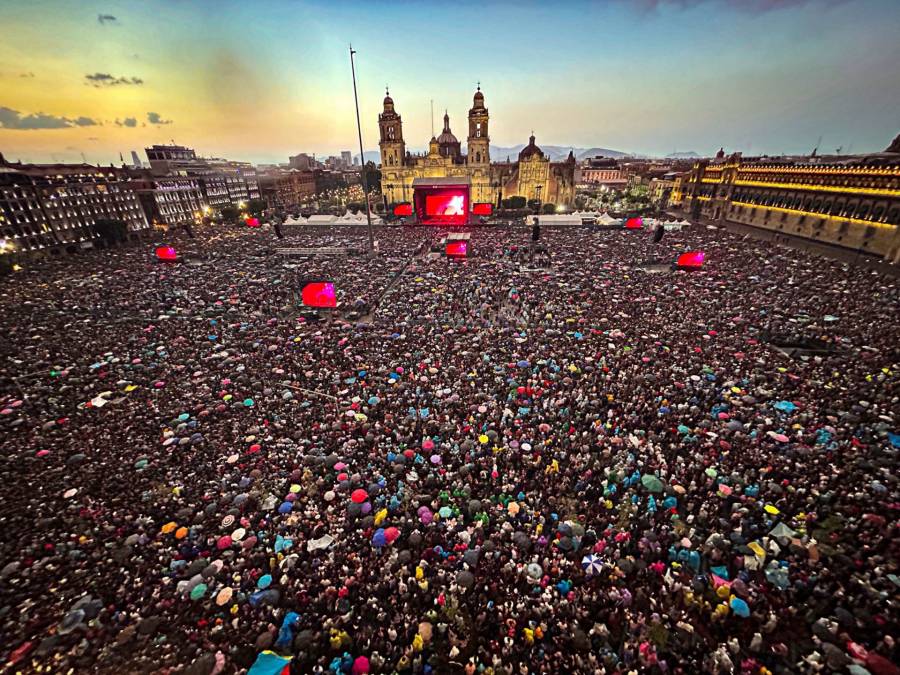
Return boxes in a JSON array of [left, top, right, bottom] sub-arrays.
[[467, 84, 489, 166], [378, 89, 405, 168]]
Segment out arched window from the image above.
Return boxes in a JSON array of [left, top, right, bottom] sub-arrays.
[[476, 122, 482, 138], [476, 152, 481, 163]]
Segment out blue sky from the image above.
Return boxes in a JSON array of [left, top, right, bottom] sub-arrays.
[[1, 0, 898, 164]]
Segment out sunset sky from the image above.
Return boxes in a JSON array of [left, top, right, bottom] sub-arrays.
[[1, 0, 898, 165]]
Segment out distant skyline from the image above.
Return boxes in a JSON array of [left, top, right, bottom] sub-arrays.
[[1, 0, 899, 166]]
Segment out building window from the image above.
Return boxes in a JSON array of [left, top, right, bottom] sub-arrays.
[[476, 122, 482, 138]]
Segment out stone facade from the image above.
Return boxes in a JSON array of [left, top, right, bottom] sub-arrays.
[[378, 87, 575, 208], [671, 153, 900, 262]]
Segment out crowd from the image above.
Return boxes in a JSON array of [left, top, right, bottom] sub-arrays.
[[0, 222, 897, 674]]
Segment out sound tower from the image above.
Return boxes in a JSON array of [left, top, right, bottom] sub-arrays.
[[274, 222, 284, 239], [183, 223, 195, 239], [653, 224, 664, 243], [532, 217, 541, 243]]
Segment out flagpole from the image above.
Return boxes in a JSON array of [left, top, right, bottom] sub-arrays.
[[350, 45, 374, 255]]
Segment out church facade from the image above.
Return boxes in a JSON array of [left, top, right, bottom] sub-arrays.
[[378, 87, 575, 209]]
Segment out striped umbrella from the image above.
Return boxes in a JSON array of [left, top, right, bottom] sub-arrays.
[[581, 554, 604, 576]]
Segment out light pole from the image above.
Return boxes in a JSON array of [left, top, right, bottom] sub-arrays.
[[350, 45, 374, 255]]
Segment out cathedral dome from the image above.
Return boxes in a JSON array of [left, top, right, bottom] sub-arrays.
[[518, 134, 544, 160], [437, 111, 459, 145]]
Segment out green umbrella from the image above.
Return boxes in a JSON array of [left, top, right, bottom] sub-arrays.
[[190, 583, 208, 600], [641, 475, 664, 493], [705, 467, 718, 479]]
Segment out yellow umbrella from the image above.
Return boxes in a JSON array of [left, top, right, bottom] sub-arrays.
[[478, 434, 489, 444], [764, 504, 780, 515], [161, 521, 177, 534]]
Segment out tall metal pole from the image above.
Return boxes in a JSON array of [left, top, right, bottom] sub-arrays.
[[350, 45, 374, 255]]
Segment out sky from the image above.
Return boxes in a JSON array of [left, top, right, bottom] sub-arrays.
[[1, 0, 899, 165]]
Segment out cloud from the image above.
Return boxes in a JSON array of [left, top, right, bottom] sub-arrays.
[[88, 137, 100, 141], [116, 117, 138, 127], [0, 106, 99, 130], [85, 72, 143, 87], [147, 111, 172, 125], [20, 72, 35, 78], [629, 0, 847, 11], [98, 14, 117, 25]]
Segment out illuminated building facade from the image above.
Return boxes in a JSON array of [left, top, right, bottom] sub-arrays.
[[0, 159, 148, 257], [671, 153, 900, 262], [378, 87, 575, 209]]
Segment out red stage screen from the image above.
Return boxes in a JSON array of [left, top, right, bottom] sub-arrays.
[[246, 217, 260, 228], [676, 251, 705, 268], [446, 241, 468, 258], [393, 203, 413, 216], [414, 185, 469, 225], [625, 217, 643, 229], [472, 203, 493, 216], [155, 246, 177, 261], [301, 282, 337, 308]]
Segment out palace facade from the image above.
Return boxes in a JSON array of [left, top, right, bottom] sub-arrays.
[[671, 151, 900, 262], [378, 87, 575, 208]]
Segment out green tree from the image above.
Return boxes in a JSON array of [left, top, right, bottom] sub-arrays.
[[220, 205, 240, 223], [93, 218, 128, 245], [247, 198, 267, 217], [541, 203, 556, 214], [363, 161, 382, 194], [502, 196, 526, 209]]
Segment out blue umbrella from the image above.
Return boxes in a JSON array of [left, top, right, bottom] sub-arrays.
[[371, 528, 386, 548], [730, 596, 750, 617], [278, 501, 293, 514], [581, 554, 604, 576], [517, 360, 530, 368]]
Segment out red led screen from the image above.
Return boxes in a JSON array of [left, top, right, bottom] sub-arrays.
[[414, 185, 469, 225], [472, 202, 493, 216], [246, 217, 260, 228], [676, 251, 705, 268], [393, 203, 413, 216], [155, 246, 177, 261], [301, 282, 337, 308], [446, 241, 468, 258], [625, 217, 643, 229]]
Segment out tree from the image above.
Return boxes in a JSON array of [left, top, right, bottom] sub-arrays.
[[220, 205, 240, 223], [541, 203, 556, 214], [363, 161, 381, 194], [247, 198, 267, 217], [502, 196, 526, 209], [347, 202, 365, 213], [94, 218, 128, 245]]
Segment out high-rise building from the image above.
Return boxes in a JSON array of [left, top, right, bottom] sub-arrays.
[[130, 151, 143, 169], [0, 159, 148, 256], [341, 151, 352, 168], [289, 153, 314, 170]]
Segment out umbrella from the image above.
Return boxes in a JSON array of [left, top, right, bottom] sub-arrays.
[[526, 562, 543, 579], [189, 583, 208, 600], [730, 596, 750, 617], [581, 554, 604, 576], [456, 570, 475, 589], [257, 574, 272, 589], [770, 522, 796, 539], [215, 587, 233, 606], [351, 489, 368, 503], [641, 475, 663, 492]]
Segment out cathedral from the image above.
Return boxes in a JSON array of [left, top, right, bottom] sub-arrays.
[[378, 86, 576, 209]]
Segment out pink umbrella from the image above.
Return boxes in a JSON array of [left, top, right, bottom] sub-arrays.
[[422, 439, 435, 451], [384, 527, 400, 543], [216, 535, 233, 550], [334, 462, 348, 471]]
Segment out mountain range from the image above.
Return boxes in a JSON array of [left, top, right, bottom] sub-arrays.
[[356, 146, 702, 165]]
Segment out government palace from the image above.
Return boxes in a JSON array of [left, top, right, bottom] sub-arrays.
[[377, 86, 576, 208]]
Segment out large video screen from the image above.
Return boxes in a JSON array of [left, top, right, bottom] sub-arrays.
[[301, 282, 337, 308], [414, 186, 469, 225], [393, 203, 413, 216], [676, 251, 705, 268], [426, 194, 466, 217], [446, 241, 468, 258], [625, 217, 643, 229], [472, 202, 493, 216]]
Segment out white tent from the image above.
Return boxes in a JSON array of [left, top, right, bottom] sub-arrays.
[[597, 213, 619, 226], [307, 214, 337, 225]]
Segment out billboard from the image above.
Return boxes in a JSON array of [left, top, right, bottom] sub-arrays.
[[472, 202, 493, 216], [676, 251, 705, 268]]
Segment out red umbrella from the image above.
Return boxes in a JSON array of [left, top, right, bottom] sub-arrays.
[[216, 535, 233, 550], [351, 489, 368, 504]]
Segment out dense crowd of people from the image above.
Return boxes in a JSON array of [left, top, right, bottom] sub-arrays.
[[0, 222, 897, 674]]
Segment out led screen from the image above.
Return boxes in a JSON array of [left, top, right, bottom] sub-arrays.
[[393, 203, 413, 216], [625, 217, 643, 229], [301, 282, 337, 308], [676, 251, 705, 268], [472, 202, 493, 216], [414, 186, 469, 225], [446, 241, 468, 257], [246, 217, 260, 228], [426, 194, 466, 217], [155, 246, 177, 261]]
